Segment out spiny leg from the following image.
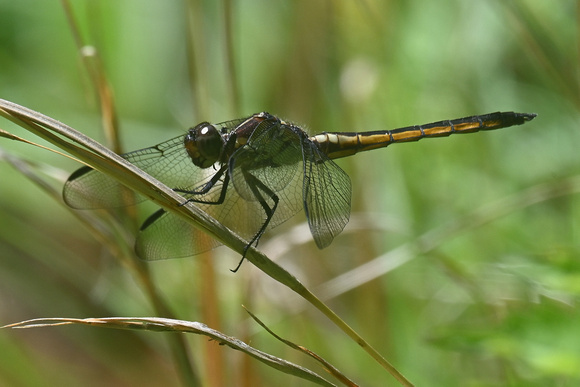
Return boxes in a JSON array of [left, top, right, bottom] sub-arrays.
[[231, 170, 279, 273], [175, 165, 230, 206]]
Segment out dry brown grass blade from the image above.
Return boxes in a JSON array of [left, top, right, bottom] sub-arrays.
[[3, 317, 336, 387], [245, 307, 359, 387]]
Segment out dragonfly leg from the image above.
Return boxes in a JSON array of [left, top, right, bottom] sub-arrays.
[[230, 170, 279, 273], [175, 165, 230, 206]]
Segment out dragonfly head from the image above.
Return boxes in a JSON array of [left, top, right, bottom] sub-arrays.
[[184, 122, 225, 168]]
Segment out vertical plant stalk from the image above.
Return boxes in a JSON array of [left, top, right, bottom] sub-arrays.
[[60, 2, 202, 384]]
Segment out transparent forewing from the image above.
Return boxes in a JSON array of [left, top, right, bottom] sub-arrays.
[[63, 165, 140, 209], [63, 134, 220, 209], [301, 140, 352, 249], [135, 209, 222, 260]]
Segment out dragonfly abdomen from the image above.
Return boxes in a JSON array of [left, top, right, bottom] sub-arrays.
[[312, 111, 536, 160]]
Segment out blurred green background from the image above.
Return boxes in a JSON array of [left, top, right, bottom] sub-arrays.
[[0, 0, 578, 386]]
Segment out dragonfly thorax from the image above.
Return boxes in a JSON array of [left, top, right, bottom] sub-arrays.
[[184, 122, 225, 168]]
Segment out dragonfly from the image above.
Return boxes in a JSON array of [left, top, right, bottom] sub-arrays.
[[64, 111, 536, 270]]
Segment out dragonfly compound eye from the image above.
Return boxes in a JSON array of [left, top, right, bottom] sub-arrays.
[[184, 122, 225, 168]]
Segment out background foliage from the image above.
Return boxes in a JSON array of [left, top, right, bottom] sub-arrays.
[[0, 0, 578, 386]]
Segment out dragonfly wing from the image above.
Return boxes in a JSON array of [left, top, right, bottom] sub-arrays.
[[63, 165, 142, 209], [229, 119, 304, 227], [135, 208, 222, 260], [136, 191, 278, 260], [137, 185, 273, 260], [63, 134, 217, 209], [301, 141, 352, 249]]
